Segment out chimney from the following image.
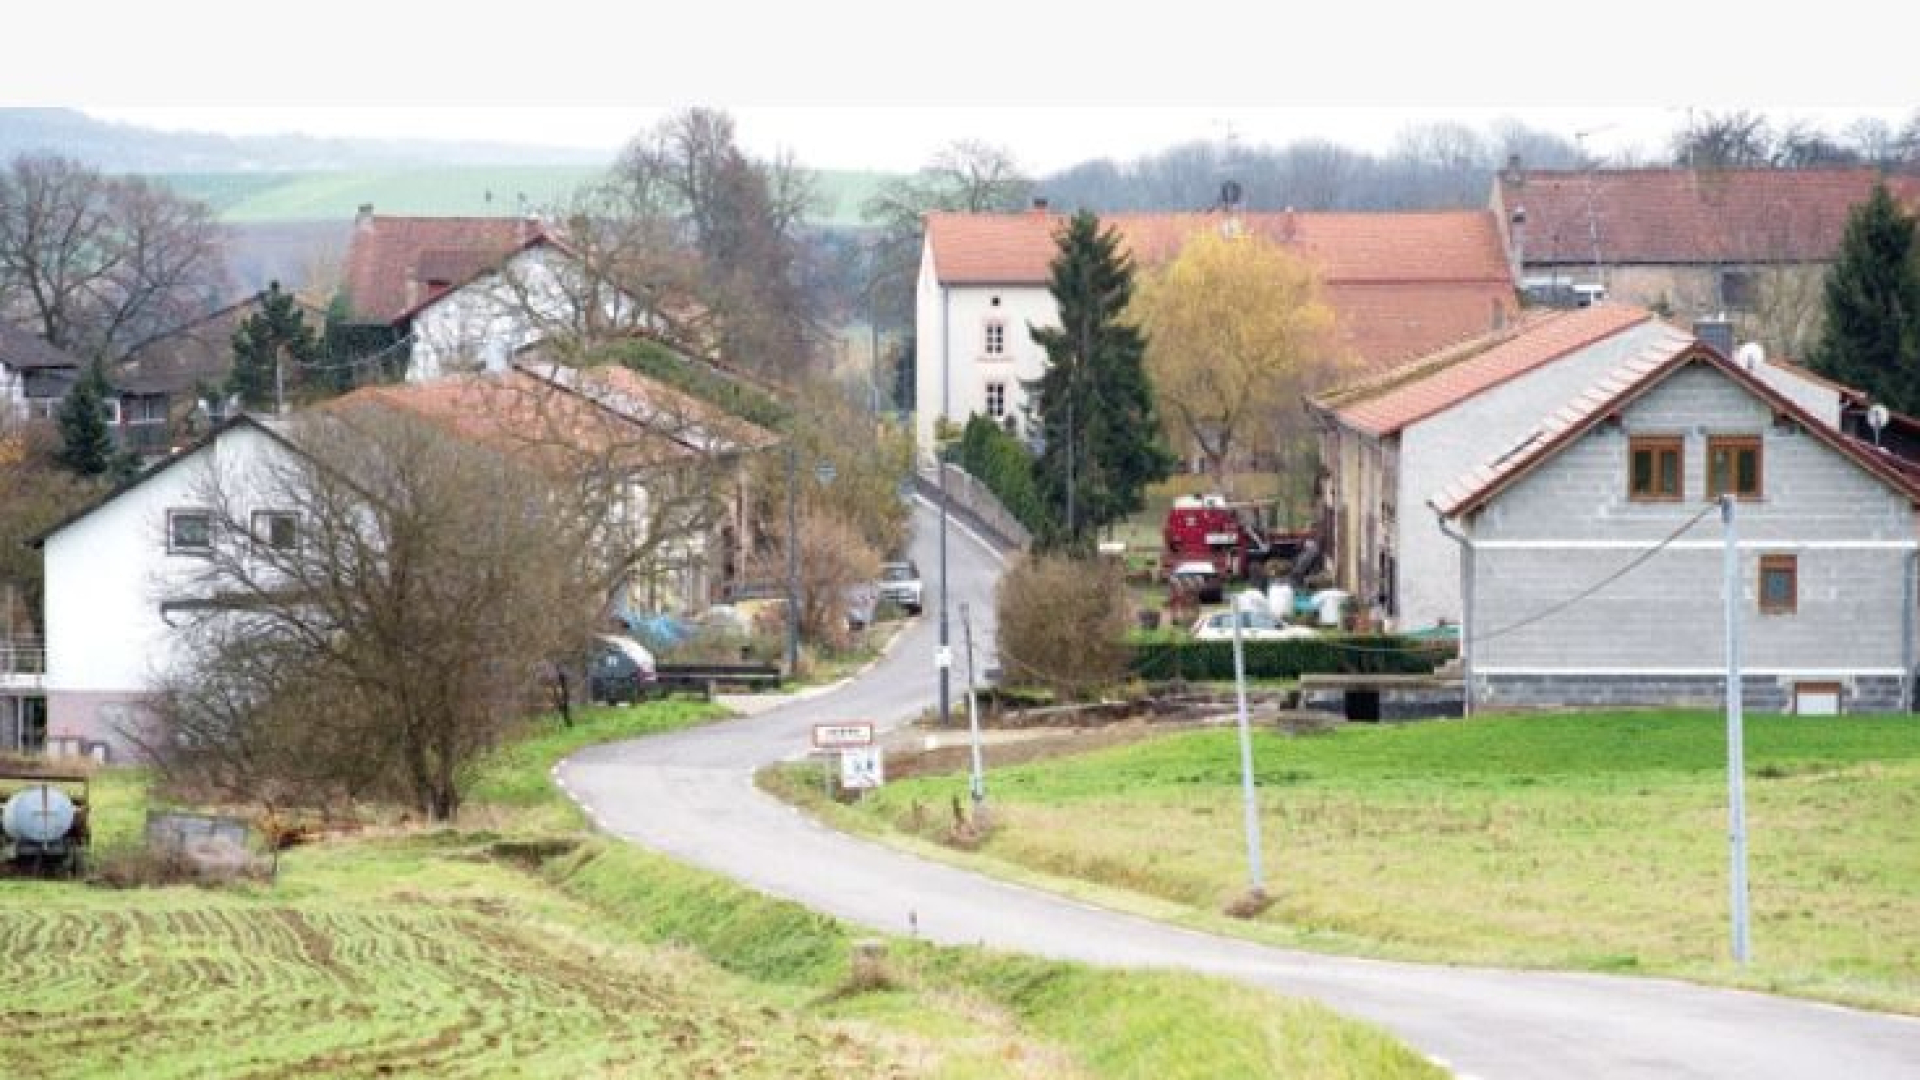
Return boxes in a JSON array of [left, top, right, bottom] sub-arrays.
[[1693, 316, 1735, 358], [1501, 153, 1525, 187], [355, 203, 376, 231], [1030, 196, 1049, 213]]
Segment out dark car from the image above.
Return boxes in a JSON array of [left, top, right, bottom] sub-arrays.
[[587, 634, 659, 704]]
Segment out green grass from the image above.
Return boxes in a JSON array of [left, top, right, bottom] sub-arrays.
[[786, 709, 1920, 1012], [0, 699, 1440, 1078], [155, 167, 898, 228]]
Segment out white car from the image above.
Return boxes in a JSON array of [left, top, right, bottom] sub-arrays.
[[878, 561, 923, 615], [1190, 610, 1319, 641]]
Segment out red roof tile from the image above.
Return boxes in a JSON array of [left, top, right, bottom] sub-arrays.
[[1433, 338, 1920, 518], [1318, 303, 1660, 436], [925, 210, 1515, 370], [343, 216, 552, 324], [1498, 167, 1920, 266]]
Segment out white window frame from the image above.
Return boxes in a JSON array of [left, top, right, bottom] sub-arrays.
[[985, 380, 1007, 419], [983, 319, 1006, 357]]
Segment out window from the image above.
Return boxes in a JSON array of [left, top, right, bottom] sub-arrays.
[[167, 509, 212, 554], [983, 320, 1006, 356], [1706, 436, 1763, 499], [251, 510, 298, 553], [1629, 436, 1683, 501], [124, 395, 168, 425], [1720, 269, 1757, 312], [1759, 554, 1797, 614], [985, 381, 1006, 419]]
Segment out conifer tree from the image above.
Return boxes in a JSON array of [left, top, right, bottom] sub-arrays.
[[228, 282, 321, 412], [1029, 212, 1173, 551], [55, 360, 119, 478], [1809, 184, 1920, 414]]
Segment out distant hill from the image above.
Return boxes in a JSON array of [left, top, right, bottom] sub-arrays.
[[0, 108, 610, 172]]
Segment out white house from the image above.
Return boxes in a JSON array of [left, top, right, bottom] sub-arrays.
[[1434, 339, 1920, 713], [1309, 305, 1849, 633], [913, 206, 1518, 458]]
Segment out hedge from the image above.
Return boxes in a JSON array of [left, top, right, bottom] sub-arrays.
[[1126, 635, 1452, 682]]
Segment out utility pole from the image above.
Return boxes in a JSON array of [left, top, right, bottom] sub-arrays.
[[961, 601, 987, 823], [1722, 494, 1752, 965], [785, 440, 799, 675], [1229, 589, 1265, 896], [938, 454, 951, 725]]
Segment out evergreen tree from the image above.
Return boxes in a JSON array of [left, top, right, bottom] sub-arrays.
[[1029, 212, 1173, 552], [55, 360, 118, 478], [228, 282, 321, 412], [1809, 184, 1920, 414]]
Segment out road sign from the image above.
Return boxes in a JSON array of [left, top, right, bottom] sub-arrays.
[[935, 645, 952, 670], [811, 722, 874, 751], [840, 746, 885, 789]]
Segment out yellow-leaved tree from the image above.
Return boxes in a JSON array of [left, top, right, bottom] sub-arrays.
[[1131, 228, 1344, 500]]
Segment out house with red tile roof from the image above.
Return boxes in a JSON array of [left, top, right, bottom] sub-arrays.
[[1492, 164, 1920, 355], [1430, 336, 1920, 714], [914, 206, 1516, 457], [34, 362, 773, 760]]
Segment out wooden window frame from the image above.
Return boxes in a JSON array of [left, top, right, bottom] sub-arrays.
[[250, 509, 299, 554], [1628, 436, 1684, 502], [1706, 435, 1764, 500], [1759, 553, 1797, 615]]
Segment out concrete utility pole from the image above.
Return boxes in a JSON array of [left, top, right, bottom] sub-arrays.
[[1229, 589, 1265, 896], [1722, 495, 1752, 965], [938, 459, 951, 725], [961, 601, 987, 823]]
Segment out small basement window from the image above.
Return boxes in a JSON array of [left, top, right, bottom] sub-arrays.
[[1707, 436, 1763, 499], [1759, 554, 1797, 615], [167, 509, 212, 554], [1629, 436, 1683, 501]]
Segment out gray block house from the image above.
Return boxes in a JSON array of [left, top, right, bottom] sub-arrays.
[[1433, 339, 1920, 714]]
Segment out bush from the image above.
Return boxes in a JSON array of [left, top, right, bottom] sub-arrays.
[[996, 554, 1131, 700], [1127, 636, 1451, 682]]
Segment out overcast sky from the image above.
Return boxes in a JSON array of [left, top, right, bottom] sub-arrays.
[[15, 2, 1915, 174]]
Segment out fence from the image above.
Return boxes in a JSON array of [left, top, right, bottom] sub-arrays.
[[917, 464, 1033, 552]]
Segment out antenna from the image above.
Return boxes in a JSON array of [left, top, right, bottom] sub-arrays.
[[1574, 124, 1616, 298]]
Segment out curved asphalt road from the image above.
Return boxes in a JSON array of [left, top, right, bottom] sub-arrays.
[[561, 500, 1920, 1080]]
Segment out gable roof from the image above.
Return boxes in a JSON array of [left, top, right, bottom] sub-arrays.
[[1497, 167, 1920, 266], [343, 215, 555, 324], [1433, 339, 1920, 519], [1314, 303, 1660, 437], [924, 209, 1516, 368], [0, 322, 80, 372]]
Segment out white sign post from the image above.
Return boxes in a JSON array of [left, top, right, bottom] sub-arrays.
[[811, 723, 874, 751], [840, 746, 885, 790]]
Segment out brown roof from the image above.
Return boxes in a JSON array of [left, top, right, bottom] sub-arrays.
[[1433, 338, 1920, 519], [1316, 303, 1660, 437], [1498, 167, 1920, 266], [343, 215, 553, 324], [924, 209, 1516, 369], [0, 322, 79, 372]]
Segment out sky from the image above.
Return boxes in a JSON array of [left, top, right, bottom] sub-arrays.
[[13, 2, 1916, 174]]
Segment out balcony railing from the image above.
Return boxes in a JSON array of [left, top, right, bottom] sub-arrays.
[[0, 641, 45, 689]]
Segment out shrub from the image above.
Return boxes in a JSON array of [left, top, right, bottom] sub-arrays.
[[996, 553, 1131, 700], [956, 414, 1047, 533]]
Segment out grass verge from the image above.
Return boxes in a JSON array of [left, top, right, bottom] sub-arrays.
[[0, 700, 1439, 1078], [765, 709, 1920, 1014]]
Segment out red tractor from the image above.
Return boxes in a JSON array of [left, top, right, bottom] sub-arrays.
[[1163, 495, 1317, 583]]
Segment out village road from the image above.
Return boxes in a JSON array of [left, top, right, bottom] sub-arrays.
[[560, 499, 1920, 1080]]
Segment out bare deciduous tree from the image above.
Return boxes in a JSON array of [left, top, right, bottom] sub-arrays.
[[0, 154, 227, 360]]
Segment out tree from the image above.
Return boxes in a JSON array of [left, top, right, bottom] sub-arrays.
[[227, 282, 322, 411], [0, 154, 226, 360], [753, 506, 880, 654], [862, 141, 1032, 331], [1130, 228, 1340, 487], [0, 419, 103, 631], [1808, 184, 1920, 414], [1671, 111, 1774, 170], [147, 371, 751, 820], [995, 553, 1131, 701], [54, 360, 121, 478], [1029, 212, 1173, 551]]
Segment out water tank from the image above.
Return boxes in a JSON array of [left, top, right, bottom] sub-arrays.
[[3, 785, 76, 845]]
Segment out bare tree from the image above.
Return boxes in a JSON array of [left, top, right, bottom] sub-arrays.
[[147, 366, 756, 819], [0, 154, 226, 360], [753, 505, 879, 653], [862, 141, 1033, 331], [1672, 111, 1774, 169]]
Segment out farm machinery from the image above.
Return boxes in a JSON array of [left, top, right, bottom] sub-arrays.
[[1163, 494, 1320, 584], [1, 768, 90, 875]]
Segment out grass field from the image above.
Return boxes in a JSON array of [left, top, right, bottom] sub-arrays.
[[156, 167, 897, 228], [0, 701, 1438, 1078], [776, 709, 1920, 1012]]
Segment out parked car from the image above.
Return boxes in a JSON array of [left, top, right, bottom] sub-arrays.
[[1168, 559, 1224, 604], [588, 634, 658, 704], [877, 560, 923, 615], [1190, 610, 1319, 642]]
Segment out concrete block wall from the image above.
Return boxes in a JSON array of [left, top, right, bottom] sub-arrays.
[[1479, 673, 1908, 713]]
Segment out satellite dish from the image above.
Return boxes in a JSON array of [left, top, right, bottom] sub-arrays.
[[1734, 342, 1766, 371], [1868, 404, 1891, 433]]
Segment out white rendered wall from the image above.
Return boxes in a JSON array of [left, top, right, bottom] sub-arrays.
[[408, 246, 614, 381], [914, 243, 1058, 457]]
